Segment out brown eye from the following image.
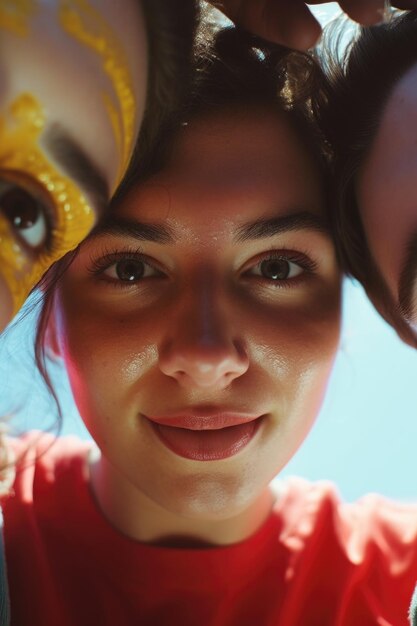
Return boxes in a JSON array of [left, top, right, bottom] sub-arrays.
[[0, 182, 50, 250], [99, 254, 162, 284], [260, 258, 291, 280], [115, 259, 145, 282], [247, 256, 304, 282]]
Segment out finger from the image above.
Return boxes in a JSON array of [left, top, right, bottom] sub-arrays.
[[213, 0, 322, 49]]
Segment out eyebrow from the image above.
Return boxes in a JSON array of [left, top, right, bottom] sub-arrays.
[[88, 216, 175, 244], [43, 125, 109, 212], [87, 211, 330, 246], [234, 211, 330, 242], [398, 230, 417, 320]]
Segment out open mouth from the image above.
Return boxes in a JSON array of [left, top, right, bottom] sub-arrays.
[[145, 415, 265, 461]]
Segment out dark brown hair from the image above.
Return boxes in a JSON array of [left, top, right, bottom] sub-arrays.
[[116, 0, 200, 194], [321, 10, 417, 344], [35, 13, 332, 429]]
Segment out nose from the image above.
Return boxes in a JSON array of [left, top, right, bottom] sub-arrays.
[[158, 284, 249, 390]]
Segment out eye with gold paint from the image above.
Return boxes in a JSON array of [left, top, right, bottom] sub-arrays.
[[0, 178, 52, 254]]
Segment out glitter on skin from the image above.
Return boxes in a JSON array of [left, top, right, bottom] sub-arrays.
[[0, 94, 94, 315], [0, 0, 138, 317]]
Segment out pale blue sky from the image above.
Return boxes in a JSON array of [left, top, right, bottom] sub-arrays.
[[2, 4, 416, 504]]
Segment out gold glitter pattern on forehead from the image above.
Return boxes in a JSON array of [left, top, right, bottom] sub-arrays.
[[0, 93, 94, 315], [59, 0, 136, 188], [0, 0, 37, 37]]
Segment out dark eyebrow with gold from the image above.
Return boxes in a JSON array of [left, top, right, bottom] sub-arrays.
[[88, 216, 175, 244], [43, 125, 109, 212], [234, 211, 330, 243], [398, 231, 417, 320]]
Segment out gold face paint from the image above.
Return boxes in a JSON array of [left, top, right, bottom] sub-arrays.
[[0, 0, 36, 37], [59, 0, 137, 187], [1, 0, 137, 188], [0, 94, 94, 315], [0, 1, 138, 318]]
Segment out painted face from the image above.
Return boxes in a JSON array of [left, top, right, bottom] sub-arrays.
[[0, 0, 148, 329], [55, 107, 341, 526], [357, 62, 417, 333]]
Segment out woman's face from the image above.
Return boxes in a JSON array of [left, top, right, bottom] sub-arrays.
[[357, 62, 417, 330], [0, 0, 148, 329], [55, 107, 341, 521]]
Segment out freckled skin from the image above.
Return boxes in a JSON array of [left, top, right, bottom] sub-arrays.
[[0, 0, 147, 330], [54, 107, 341, 545]]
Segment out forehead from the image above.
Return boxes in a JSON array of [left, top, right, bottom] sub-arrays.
[[0, 0, 147, 192], [172, 107, 317, 181], [120, 106, 324, 225], [358, 61, 417, 292]]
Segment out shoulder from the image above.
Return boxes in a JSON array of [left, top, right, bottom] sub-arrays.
[[3, 431, 95, 505], [7, 430, 93, 466], [273, 476, 417, 566], [268, 479, 417, 622]]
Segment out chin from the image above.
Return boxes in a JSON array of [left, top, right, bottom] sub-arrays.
[[153, 472, 260, 521]]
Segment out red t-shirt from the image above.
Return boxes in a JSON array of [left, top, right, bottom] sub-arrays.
[[3, 432, 417, 626]]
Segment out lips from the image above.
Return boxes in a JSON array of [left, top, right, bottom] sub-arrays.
[[145, 413, 264, 461]]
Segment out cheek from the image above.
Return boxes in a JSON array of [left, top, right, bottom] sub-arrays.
[[247, 308, 340, 491], [55, 295, 158, 420], [250, 283, 341, 378], [247, 285, 341, 446], [358, 154, 417, 295]]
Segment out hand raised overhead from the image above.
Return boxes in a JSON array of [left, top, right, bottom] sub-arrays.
[[208, 1, 417, 49]]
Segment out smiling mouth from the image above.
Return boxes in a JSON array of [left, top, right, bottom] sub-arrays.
[[144, 414, 265, 461]]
